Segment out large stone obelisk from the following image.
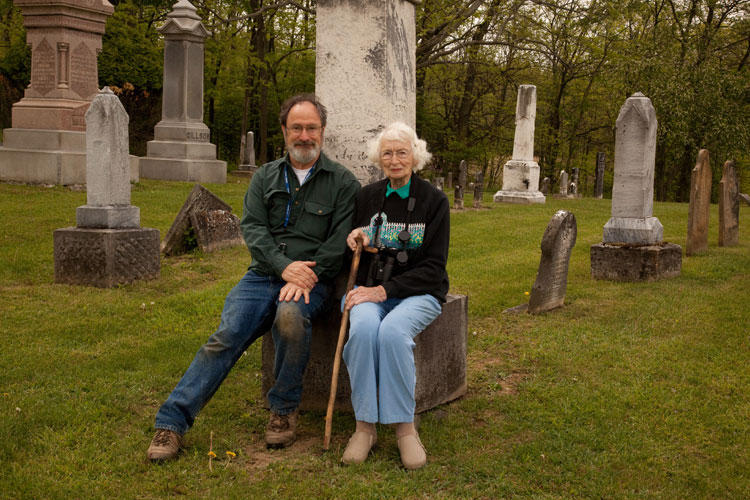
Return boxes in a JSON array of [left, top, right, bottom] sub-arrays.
[[0, 0, 137, 185], [316, 0, 417, 185], [139, 0, 226, 183], [493, 85, 545, 204]]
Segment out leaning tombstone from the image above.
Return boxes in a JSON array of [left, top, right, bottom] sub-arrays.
[[718, 160, 739, 247], [473, 171, 484, 208], [454, 160, 467, 209], [162, 184, 240, 255], [528, 210, 577, 314], [140, 0, 226, 183], [190, 209, 244, 253], [493, 85, 545, 204], [590, 93, 681, 281], [594, 152, 606, 199], [238, 131, 257, 173], [53, 88, 160, 287], [686, 149, 712, 256]]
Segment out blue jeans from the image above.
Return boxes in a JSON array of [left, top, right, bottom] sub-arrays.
[[342, 293, 442, 424], [155, 270, 332, 435]]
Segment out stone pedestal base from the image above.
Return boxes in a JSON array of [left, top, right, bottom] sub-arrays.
[[139, 156, 226, 184], [54, 227, 160, 288], [0, 128, 139, 185], [493, 190, 546, 204], [261, 294, 468, 413], [590, 242, 682, 281], [603, 216, 663, 244]]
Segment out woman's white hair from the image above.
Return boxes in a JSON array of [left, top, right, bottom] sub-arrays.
[[366, 121, 432, 171]]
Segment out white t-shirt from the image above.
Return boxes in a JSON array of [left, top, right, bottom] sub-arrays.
[[293, 167, 312, 185]]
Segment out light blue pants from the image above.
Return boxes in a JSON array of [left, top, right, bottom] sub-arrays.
[[342, 293, 442, 424]]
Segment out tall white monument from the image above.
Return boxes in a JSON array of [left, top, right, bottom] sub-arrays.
[[493, 85, 545, 204], [316, 0, 417, 185], [139, 0, 226, 183]]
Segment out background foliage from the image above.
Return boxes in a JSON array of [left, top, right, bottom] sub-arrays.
[[1, 0, 748, 199]]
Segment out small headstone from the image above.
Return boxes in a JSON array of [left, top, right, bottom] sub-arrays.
[[447, 172, 453, 190], [718, 160, 739, 247], [54, 88, 160, 288], [558, 170, 568, 195], [739, 193, 750, 207], [528, 210, 577, 314], [454, 160, 467, 210], [190, 209, 243, 253], [571, 167, 580, 187], [686, 149, 712, 256], [239, 131, 256, 172], [435, 176, 445, 191], [594, 152, 606, 199], [493, 84, 545, 204], [541, 177, 550, 195], [162, 184, 237, 255], [569, 182, 577, 195], [473, 171, 484, 208]]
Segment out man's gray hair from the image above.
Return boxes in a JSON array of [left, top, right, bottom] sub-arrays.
[[366, 122, 432, 171]]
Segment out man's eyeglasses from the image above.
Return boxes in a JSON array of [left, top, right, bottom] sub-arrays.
[[287, 124, 322, 136], [381, 149, 411, 160]]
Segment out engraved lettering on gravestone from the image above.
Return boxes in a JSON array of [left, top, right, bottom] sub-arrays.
[[186, 131, 210, 141], [528, 210, 577, 314], [32, 38, 56, 96], [71, 103, 88, 129], [70, 42, 97, 99]]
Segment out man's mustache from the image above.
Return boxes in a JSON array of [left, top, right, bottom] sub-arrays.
[[293, 141, 317, 147]]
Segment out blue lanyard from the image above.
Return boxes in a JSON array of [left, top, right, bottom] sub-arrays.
[[283, 165, 315, 228]]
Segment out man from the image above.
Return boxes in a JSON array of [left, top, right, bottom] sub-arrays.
[[147, 94, 360, 460]]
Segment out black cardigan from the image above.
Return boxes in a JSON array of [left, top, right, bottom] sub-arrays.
[[351, 174, 450, 303]]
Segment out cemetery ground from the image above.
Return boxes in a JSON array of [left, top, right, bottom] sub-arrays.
[[1, 177, 748, 499]]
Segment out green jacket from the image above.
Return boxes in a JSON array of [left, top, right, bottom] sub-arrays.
[[240, 152, 361, 281]]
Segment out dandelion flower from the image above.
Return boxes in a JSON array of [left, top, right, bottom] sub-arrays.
[[207, 451, 217, 458], [226, 451, 236, 458], [524, 291, 530, 296]]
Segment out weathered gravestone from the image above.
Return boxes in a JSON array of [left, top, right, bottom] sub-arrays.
[[262, 294, 468, 413], [162, 184, 242, 255], [53, 88, 160, 287], [140, 0, 226, 183], [558, 170, 568, 195], [718, 160, 739, 247], [493, 85, 545, 204], [316, 0, 417, 185], [686, 149, 712, 256], [447, 171, 453, 190], [591, 93, 681, 281], [473, 171, 484, 208], [454, 160, 467, 209], [739, 193, 750, 207], [435, 176, 445, 191], [528, 210, 577, 314], [238, 131, 256, 173], [541, 177, 550, 195], [0, 0, 139, 185], [594, 152, 606, 199]]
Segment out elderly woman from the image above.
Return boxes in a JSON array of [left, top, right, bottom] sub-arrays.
[[341, 122, 450, 469]]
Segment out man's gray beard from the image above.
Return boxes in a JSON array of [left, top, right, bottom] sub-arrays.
[[288, 143, 320, 165]]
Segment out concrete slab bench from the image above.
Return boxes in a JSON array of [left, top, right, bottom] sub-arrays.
[[261, 293, 468, 413]]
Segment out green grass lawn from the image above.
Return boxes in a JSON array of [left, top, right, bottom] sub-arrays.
[[1, 177, 748, 499]]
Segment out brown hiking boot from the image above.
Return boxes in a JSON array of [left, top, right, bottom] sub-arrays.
[[147, 429, 182, 461], [265, 409, 299, 449]]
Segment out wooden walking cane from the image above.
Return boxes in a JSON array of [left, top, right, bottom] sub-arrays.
[[323, 236, 364, 450]]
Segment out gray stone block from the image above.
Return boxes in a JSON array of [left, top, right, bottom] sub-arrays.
[[139, 157, 227, 184], [54, 227, 160, 288], [76, 205, 140, 229], [590, 242, 682, 281], [261, 293, 468, 414]]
